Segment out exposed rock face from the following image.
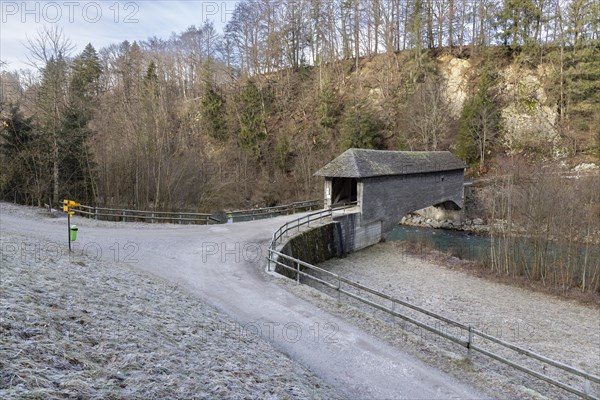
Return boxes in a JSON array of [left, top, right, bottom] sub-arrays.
[[356, 54, 567, 159], [438, 56, 561, 156], [498, 65, 560, 154], [439, 55, 472, 118], [573, 163, 599, 172], [399, 213, 490, 234]]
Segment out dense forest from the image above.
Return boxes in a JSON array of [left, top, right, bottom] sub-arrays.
[[1, 0, 599, 211]]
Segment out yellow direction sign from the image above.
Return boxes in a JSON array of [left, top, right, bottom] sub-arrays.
[[63, 199, 80, 219], [63, 199, 80, 207], [63, 199, 80, 252]]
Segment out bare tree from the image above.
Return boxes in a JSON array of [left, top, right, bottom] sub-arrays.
[[24, 25, 74, 71], [25, 26, 74, 206], [404, 78, 450, 150]]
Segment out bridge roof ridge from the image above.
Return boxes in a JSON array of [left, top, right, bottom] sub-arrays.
[[314, 148, 466, 178]]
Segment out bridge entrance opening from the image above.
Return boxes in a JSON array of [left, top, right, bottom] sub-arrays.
[[331, 178, 357, 205]]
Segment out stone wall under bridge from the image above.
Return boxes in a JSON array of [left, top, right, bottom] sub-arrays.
[[274, 212, 391, 279]]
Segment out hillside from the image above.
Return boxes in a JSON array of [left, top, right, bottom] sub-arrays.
[[1, 43, 599, 211]]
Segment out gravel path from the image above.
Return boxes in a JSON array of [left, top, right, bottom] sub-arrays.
[[0, 231, 342, 399], [305, 242, 600, 399], [1, 202, 486, 399]]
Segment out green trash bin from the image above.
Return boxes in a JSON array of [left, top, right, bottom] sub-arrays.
[[70, 225, 78, 242]]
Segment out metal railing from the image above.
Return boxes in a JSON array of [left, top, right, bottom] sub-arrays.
[[267, 233, 599, 399], [227, 200, 322, 222], [268, 201, 358, 259]]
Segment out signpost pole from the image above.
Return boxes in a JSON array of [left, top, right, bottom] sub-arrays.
[[67, 211, 72, 252], [64, 199, 79, 252]]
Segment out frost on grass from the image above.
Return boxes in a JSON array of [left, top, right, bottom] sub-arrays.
[[0, 233, 341, 399]]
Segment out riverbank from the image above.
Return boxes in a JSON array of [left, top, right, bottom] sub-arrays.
[[303, 241, 600, 399], [399, 212, 490, 233]]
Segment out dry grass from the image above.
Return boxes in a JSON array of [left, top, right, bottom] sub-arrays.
[[0, 232, 342, 400]]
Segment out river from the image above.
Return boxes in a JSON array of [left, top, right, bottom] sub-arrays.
[[386, 225, 599, 271]]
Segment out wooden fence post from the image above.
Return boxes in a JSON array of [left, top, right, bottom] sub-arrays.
[[584, 379, 590, 396], [467, 326, 473, 359]]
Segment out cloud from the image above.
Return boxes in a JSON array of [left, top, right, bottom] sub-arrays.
[[0, 1, 237, 71]]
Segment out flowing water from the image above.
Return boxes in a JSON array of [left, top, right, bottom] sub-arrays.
[[386, 225, 492, 261], [386, 225, 599, 270]]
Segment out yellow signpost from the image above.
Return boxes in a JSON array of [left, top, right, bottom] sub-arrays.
[[63, 200, 81, 251]]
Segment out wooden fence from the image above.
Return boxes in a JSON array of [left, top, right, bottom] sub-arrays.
[[74, 200, 323, 225], [76, 205, 214, 224]]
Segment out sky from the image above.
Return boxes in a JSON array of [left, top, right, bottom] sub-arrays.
[[0, 0, 238, 71]]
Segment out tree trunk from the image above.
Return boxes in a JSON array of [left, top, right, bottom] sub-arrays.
[[53, 133, 59, 206], [449, 0, 454, 47], [374, 0, 380, 53], [354, 0, 360, 70], [427, 0, 434, 48]]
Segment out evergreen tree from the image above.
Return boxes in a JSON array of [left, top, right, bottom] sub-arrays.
[[316, 83, 338, 136], [0, 104, 34, 203], [0, 104, 34, 156], [142, 61, 159, 98], [340, 99, 384, 150], [0, 104, 50, 204], [59, 106, 97, 203], [66, 44, 101, 203], [457, 67, 501, 170], [552, 0, 600, 154], [274, 136, 291, 172], [70, 43, 102, 109], [201, 84, 227, 140], [496, 0, 541, 50], [238, 80, 267, 157], [407, 0, 425, 58]]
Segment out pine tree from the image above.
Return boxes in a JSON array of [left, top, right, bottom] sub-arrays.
[[142, 61, 159, 98], [274, 136, 291, 172], [0, 104, 34, 156], [59, 106, 96, 203], [238, 80, 267, 157], [340, 99, 384, 150], [456, 67, 501, 170], [0, 104, 35, 201], [496, 0, 541, 51], [70, 43, 102, 109], [0, 104, 50, 204], [316, 83, 338, 133], [554, 0, 600, 154], [407, 0, 425, 58], [201, 84, 227, 140]]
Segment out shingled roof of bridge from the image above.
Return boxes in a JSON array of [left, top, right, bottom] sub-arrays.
[[314, 148, 466, 178]]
